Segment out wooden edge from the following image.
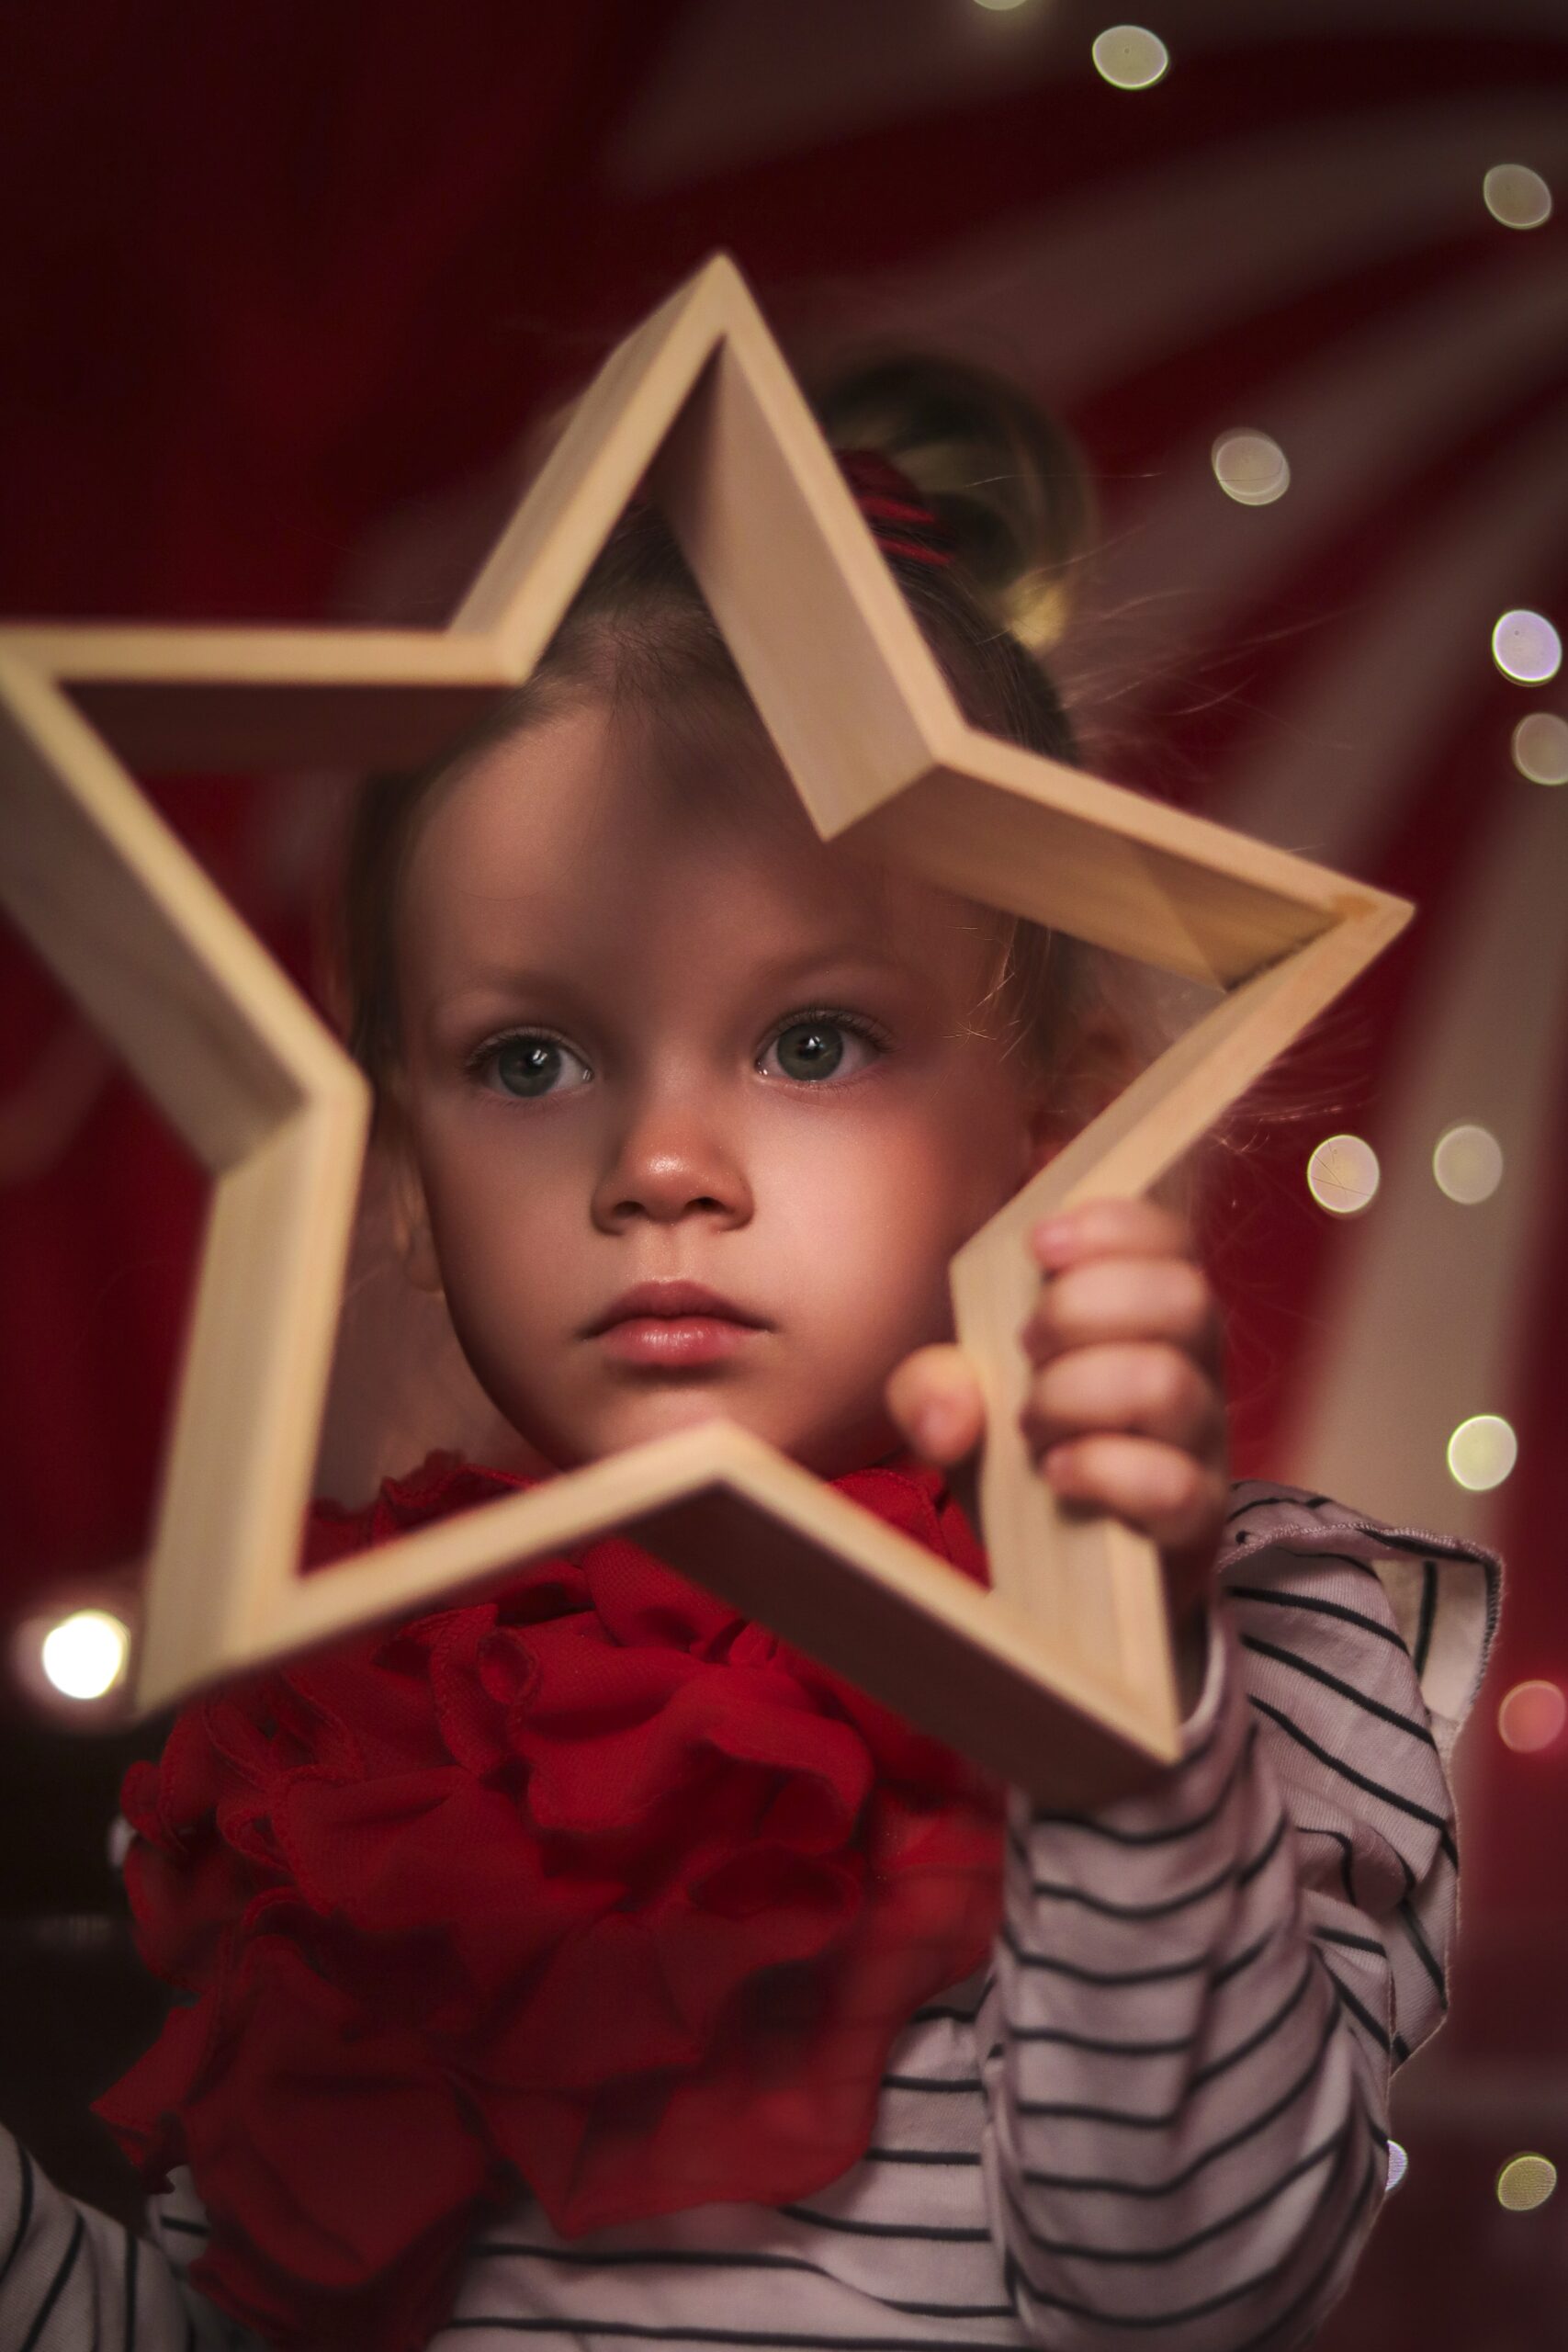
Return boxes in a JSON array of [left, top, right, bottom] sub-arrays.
[[135, 1092, 366, 1711], [0, 652, 355, 1162], [146, 1416, 1179, 1806], [649, 281, 958, 833], [848, 767, 1323, 988], [948, 724, 1416, 936], [0, 627, 513, 685], [953, 895, 1416, 1649], [0, 630, 516, 773], [452, 254, 738, 662]]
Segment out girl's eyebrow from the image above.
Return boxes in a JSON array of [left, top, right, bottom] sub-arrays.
[[429, 944, 926, 1016]]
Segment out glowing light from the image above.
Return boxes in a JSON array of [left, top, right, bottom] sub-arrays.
[[1496, 2153, 1557, 2212], [1433, 1122, 1504, 1204], [1212, 430, 1290, 507], [973, 0, 1033, 10], [1384, 2140, 1409, 2194], [1512, 712, 1568, 785], [1483, 164, 1553, 230], [1498, 1680, 1567, 1754], [1447, 1413, 1517, 1492], [1091, 26, 1168, 87], [1492, 609, 1562, 684], [39, 1608, 130, 1701], [1305, 1134, 1380, 1216]]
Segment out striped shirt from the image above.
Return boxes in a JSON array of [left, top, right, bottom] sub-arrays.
[[0, 1480, 1501, 2352]]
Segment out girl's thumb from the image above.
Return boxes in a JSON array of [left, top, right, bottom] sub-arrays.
[[885, 1343, 987, 1465]]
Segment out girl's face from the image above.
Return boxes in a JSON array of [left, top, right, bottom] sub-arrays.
[[389, 693, 1056, 1481]]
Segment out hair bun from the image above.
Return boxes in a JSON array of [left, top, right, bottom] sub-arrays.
[[806, 350, 1096, 653]]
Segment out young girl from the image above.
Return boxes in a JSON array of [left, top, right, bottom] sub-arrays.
[[1, 355, 1500, 2352]]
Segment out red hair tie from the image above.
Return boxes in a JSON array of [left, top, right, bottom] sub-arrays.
[[836, 447, 956, 568]]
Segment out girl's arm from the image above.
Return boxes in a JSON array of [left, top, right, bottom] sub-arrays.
[[0, 2126, 263, 2351], [979, 1482, 1499, 2352]]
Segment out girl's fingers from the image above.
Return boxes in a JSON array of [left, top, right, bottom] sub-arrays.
[[885, 1342, 987, 1465], [1019, 1255, 1224, 1375], [1029, 1198, 1192, 1274], [1036, 1432, 1229, 1556], [1021, 1340, 1224, 1458]]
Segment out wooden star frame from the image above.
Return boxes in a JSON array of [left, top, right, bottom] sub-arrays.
[[0, 254, 1409, 1809]]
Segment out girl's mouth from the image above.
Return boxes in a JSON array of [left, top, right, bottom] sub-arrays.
[[592, 1317, 763, 1366]]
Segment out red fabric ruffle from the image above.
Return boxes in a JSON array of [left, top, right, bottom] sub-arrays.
[[96, 1451, 1004, 2352]]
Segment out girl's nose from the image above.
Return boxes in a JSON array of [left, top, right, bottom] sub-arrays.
[[591, 1097, 754, 1232]]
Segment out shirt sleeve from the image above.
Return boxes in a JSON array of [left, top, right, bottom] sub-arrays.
[[978, 1479, 1502, 2352], [0, 2125, 263, 2352]]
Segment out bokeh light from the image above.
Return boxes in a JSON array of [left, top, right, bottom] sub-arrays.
[[1091, 26, 1168, 87], [1212, 430, 1290, 507], [973, 0, 1034, 11], [1512, 712, 1568, 784], [1496, 2153, 1557, 2212], [1447, 1413, 1517, 1492], [1483, 164, 1553, 230], [1498, 1679, 1567, 1755], [1492, 609, 1562, 684], [1384, 2139, 1409, 2193], [1433, 1122, 1504, 1204], [1305, 1134, 1380, 1216], [39, 1607, 130, 1701]]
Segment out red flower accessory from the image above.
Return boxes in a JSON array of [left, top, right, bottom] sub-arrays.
[[96, 1452, 1004, 2352], [837, 447, 957, 567]]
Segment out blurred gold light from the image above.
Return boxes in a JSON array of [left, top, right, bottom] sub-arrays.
[[39, 1608, 130, 1701], [1433, 1122, 1504, 1204], [1483, 164, 1553, 230], [1306, 1134, 1380, 1216], [1496, 2153, 1557, 2212], [1091, 25, 1168, 87], [1447, 1413, 1517, 1492], [1498, 1679, 1567, 1754], [1512, 712, 1568, 784], [1213, 430, 1290, 507], [1492, 609, 1562, 684]]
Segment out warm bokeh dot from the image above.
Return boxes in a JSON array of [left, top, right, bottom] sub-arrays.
[[1306, 1134, 1380, 1216], [39, 1607, 130, 1701], [1497, 1680, 1568, 1755], [1432, 1122, 1504, 1205], [1492, 609, 1562, 684], [1091, 25, 1169, 88], [1483, 164, 1553, 230], [1212, 430, 1290, 507], [1447, 1413, 1517, 1492], [1496, 2153, 1557, 2212], [1512, 711, 1568, 784]]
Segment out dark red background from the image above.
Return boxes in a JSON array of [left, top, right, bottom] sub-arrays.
[[2, 5, 1564, 2343]]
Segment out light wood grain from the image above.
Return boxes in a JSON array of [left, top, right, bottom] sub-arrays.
[[0, 250, 1412, 1807]]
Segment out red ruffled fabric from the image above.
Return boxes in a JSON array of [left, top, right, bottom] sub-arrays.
[[96, 1452, 1005, 2352]]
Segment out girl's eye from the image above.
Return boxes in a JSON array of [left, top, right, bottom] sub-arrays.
[[761, 1015, 882, 1086], [469, 1032, 592, 1101], [463, 1006, 884, 1105]]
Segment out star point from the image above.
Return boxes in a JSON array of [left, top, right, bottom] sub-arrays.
[[0, 253, 1410, 1806]]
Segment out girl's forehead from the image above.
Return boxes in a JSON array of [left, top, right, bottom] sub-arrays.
[[400, 697, 994, 979]]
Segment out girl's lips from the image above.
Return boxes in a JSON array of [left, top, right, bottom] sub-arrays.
[[592, 1317, 763, 1367]]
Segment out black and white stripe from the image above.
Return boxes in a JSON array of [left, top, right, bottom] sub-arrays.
[[0, 1483, 1499, 2352]]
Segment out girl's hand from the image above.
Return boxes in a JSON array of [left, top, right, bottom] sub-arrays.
[[885, 1200, 1229, 1713]]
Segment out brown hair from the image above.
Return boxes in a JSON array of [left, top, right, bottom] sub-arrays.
[[321, 345, 1172, 1159]]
